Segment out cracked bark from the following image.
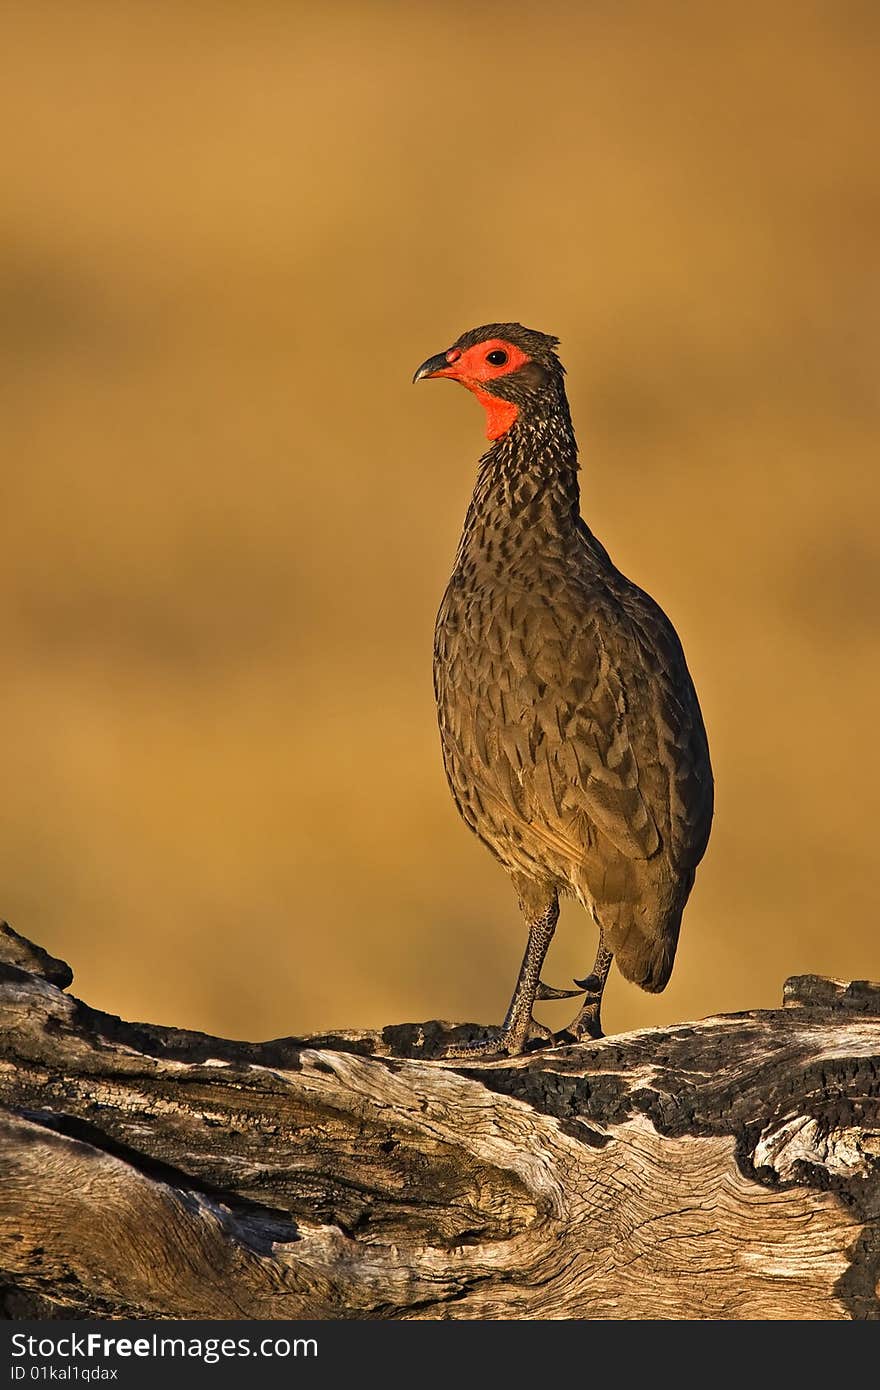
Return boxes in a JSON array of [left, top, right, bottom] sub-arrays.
[[0, 921, 878, 1320]]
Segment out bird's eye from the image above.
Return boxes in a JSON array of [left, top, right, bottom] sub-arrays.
[[486, 349, 508, 366]]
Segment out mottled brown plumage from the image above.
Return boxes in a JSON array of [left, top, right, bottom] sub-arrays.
[[415, 324, 713, 1055]]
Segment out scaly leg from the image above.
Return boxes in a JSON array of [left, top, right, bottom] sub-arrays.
[[441, 886, 578, 1060], [560, 931, 613, 1041]]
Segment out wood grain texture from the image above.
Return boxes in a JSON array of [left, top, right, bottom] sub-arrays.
[[0, 923, 878, 1320]]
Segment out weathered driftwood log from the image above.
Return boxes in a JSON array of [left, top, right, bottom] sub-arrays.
[[0, 921, 878, 1320]]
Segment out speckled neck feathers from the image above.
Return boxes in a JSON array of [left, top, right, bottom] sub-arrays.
[[457, 386, 582, 574]]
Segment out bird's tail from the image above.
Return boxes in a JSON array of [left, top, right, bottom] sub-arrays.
[[611, 914, 680, 993], [603, 870, 695, 994]]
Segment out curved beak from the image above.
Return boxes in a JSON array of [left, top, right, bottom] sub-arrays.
[[412, 350, 455, 384]]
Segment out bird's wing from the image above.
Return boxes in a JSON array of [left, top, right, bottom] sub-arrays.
[[612, 583, 714, 872], [441, 582, 711, 875], [507, 593, 665, 862]]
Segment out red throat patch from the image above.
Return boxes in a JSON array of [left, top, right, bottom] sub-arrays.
[[471, 388, 519, 440]]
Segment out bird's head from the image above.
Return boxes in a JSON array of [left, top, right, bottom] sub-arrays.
[[413, 323, 565, 441]]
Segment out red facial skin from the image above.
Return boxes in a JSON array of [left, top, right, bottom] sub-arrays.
[[425, 338, 530, 440]]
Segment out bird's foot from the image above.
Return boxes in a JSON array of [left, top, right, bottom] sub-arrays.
[[555, 1007, 604, 1045], [438, 1015, 555, 1061], [555, 979, 605, 1044], [437, 975, 584, 1059], [554, 1017, 604, 1045]]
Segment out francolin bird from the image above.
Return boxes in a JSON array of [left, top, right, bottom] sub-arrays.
[[414, 324, 713, 1057]]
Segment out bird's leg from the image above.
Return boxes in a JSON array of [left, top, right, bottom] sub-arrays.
[[560, 932, 614, 1041], [497, 894, 560, 1053], [440, 886, 565, 1060]]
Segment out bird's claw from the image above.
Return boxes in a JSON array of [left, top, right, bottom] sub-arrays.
[[554, 1008, 604, 1045], [572, 974, 603, 991], [535, 979, 584, 1002]]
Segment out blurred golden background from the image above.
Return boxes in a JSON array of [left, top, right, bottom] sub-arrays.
[[2, 1, 878, 1041]]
